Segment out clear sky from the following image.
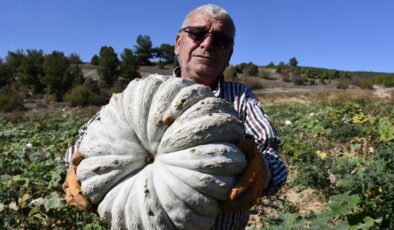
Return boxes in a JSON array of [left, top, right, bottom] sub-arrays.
[[1, 0, 393, 72]]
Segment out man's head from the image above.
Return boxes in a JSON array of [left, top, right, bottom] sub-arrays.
[[175, 4, 235, 88]]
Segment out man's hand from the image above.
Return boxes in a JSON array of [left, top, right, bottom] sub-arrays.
[[222, 139, 269, 211], [63, 151, 94, 211]]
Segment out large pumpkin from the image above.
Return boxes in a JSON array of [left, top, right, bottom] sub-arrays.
[[77, 74, 247, 229]]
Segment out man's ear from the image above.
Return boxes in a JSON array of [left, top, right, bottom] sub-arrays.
[[226, 48, 233, 66], [174, 34, 181, 55]]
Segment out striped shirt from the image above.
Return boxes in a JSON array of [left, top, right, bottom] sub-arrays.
[[64, 73, 288, 230]]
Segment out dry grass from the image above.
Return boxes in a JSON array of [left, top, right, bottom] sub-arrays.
[[258, 88, 393, 106]]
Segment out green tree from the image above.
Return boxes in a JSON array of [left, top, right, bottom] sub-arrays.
[[224, 65, 237, 79], [16, 49, 45, 93], [377, 74, 394, 87], [289, 57, 298, 67], [134, 34, 153, 65], [42, 51, 72, 100], [6, 49, 26, 73], [98, 46, 119, 87], [68, 52, 82, 64], [119, 48, 140, 81], [158, 43, 175, 64], [235, 62, 248, 73], [0, 63, 13, 88], [91, 55, 100, 65], [244, 62, 259, 76], [266, 62, 275, 68], [65, 64, 85, 86]]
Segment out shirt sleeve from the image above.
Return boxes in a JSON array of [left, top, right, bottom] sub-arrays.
[[240, 90, 288, 196], [64, 112, 101, 167]]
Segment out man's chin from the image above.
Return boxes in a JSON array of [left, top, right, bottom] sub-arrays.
[[187, 69, 220, 87]]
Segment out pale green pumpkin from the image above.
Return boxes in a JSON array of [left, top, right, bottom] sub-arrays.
[[77, 74, 247, 229]]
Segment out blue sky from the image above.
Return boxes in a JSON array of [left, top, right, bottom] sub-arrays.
[[1, 0, 393, 72]]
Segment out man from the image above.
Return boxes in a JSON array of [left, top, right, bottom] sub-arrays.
[[64, 4, 287, 229]]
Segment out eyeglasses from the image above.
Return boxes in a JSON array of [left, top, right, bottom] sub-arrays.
[[179, 26, 234, 49]]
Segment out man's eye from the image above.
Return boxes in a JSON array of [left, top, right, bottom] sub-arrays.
[[190, 30, 206, 39]]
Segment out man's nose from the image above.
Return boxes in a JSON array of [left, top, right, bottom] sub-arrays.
[[199, 34, 215, 50]]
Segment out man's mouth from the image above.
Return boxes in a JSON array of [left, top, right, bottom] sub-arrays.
[[192, 54, 215, 61]]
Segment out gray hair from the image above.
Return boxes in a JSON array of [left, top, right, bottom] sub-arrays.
[[181, 4, 236, 38]]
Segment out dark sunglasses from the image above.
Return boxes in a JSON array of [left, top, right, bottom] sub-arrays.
[[179, 26, 233, 49]]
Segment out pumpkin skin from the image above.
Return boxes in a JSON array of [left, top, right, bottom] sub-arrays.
[[77, 74, 247, 229]]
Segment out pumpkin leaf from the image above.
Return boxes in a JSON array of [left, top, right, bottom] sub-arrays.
[[43, 192, 62, 212]]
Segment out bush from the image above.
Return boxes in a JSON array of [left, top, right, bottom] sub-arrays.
[[157, 60, 165, 69], [377, 74, 394, 87], [224, 65, 237, 79], [244, 63, 259, 76], [258, 70, 270, 79], [241, 77, 263, 90], [292, 75, 307, 85], [64, 85, 106, 106], [336, 80, 349, 90], [281, 74, 291, 82], [234, 62, 248, 73], [0, 88, 25, 112], [356, 79, 375, 89]]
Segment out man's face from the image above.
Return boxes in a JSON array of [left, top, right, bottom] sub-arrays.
[[175, 12, 234, 87]]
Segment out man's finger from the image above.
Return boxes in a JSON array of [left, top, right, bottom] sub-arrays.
[[64, 164, 94, 211], [228, 153, 262, 200], [71, 151, 84, 166]]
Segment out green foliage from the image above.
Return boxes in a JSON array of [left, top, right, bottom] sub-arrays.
[[16, 49, 45, 93], [0, 113, 108, 228], [0, 88, 25, 112], [5, 50, 26, 74], [0, 62, 13, 87], [258, 69, 270, 79], [234, 62, 248, 73], [42, 51, 72, 101], [266, 62, 275, 68], [302, 67, 345, 80], [157, 43, 175, 64], [266, 193, 381, 230], [266, 100, 394, 229], [336, 79, 350, 90], [157, 60, 165, 69], [244, 63, 259, 76], [235, 62, 259, 76], [355, 78, 375, 90], [97, 46, 119, 87], [68, 52, 82, 64], [376, 74, 394, 87], [119, 48, 140, 81], [64, 84, 106, 107], [134, 34, 153, 65], [377, 117, 394, 143], [90, 54, 100, 65], [281, 73, 291, 82], [224, 65, 237, 79], [292, 75, 307, 85], [289, 57, 298, 67]]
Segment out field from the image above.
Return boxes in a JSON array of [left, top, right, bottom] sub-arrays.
[[0, 93, 393, 229]]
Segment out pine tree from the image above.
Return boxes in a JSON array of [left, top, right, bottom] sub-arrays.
[[120, 48, 140, 81], [97, 46, 119, 87]]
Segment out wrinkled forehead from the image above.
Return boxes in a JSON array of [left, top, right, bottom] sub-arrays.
[[185, 11, 235, 38]]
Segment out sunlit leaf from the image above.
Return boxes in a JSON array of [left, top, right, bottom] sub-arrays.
[[9, 201, 19, 211]]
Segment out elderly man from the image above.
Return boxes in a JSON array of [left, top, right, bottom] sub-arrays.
[[64, 4, 287, 230]]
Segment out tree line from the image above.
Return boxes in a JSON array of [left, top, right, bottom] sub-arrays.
[[0, 35, 175, 109]]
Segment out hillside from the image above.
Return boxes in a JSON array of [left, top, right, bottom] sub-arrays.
[[79, 63, 394, 100]]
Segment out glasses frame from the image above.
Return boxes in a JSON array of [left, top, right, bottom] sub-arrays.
[[179, 26, 234, 49]]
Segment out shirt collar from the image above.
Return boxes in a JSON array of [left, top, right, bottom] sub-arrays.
[[172, 66, 223, 97]]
